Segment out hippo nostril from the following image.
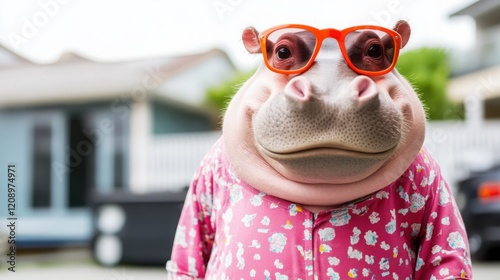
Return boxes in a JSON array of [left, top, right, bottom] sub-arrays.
[[354, 76, 378, 102], [291, 84, 306, 99], [285, 77, 312, 103]]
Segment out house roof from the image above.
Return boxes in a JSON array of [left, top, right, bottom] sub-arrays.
[[450, 0, 500, 27], [0, 48, 235, 110], [447, 64, 500, 102]]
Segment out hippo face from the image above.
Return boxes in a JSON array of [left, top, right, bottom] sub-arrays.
[[223, 21, 426, 210]]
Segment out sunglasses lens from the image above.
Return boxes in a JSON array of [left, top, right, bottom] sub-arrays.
[[344, 29, 396, 73], [265, 28, 317, 72]]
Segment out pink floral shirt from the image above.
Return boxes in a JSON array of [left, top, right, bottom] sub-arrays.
[[166, 139, 472, 279]]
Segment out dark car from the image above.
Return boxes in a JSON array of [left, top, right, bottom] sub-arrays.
[[457, 165, 500, 260]]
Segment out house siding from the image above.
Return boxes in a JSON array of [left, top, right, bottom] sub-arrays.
[[151, 101, 213, 134]]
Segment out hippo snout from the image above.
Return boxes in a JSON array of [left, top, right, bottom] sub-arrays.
[[285, 74, 380, 108], [255, 75, 401, 154]]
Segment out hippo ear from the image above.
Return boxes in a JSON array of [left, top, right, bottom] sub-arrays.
[[393, 20, 411, 49], [242, 26, 262, 54]]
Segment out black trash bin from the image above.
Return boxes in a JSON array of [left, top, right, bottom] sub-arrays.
[[90, 189, 187, 266]]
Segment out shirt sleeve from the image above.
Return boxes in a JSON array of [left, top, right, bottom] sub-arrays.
[[166, 144, 218, 279], [413, 152, 473, 280]]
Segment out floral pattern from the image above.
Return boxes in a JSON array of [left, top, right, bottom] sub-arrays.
[[166, 139, 472, 279]]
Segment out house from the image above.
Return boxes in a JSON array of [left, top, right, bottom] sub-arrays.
[[0, 46, 235, 246], [448, 0, 500, 119], [422, 0, 500, 190]]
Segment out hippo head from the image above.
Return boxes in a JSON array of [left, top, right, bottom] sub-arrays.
[[223, 21, 426, 211]]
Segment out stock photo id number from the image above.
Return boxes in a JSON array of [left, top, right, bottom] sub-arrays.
[[6, 164, 17, 272]]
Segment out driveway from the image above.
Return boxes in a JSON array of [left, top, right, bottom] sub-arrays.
[[1, 247, 167, 280], [2, 247, 499, 279]]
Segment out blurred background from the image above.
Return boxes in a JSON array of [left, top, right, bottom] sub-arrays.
[[0, 0, 499, 279]]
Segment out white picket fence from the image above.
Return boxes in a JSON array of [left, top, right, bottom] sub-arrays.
[[147, 131, 221, 192], [145, 121, 500, 193], [425, 121, 500, 191]]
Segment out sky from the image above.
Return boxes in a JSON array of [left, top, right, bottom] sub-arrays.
[[0, 0, 478, 71]]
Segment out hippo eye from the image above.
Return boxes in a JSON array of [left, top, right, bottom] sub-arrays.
[[367, 44, 383, 58], [345, 30, 396, 73], [277, 46, 292, 60], [266, 29, 316, 71]]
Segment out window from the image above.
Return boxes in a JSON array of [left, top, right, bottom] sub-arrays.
[[32, 123, 52, 208], [68, 116, 95, 208], [114, 116, 125, 189]]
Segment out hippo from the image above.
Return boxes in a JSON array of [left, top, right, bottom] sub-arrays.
[[167, 20, 472, 279]]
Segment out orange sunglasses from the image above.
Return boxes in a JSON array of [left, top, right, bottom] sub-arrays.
[[258, 24, 403, 76]]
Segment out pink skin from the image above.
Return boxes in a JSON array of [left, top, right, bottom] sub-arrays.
[[223, 21, 426, 212]]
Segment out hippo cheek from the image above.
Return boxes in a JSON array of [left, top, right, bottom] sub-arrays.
[[253, 90, 403, 184]]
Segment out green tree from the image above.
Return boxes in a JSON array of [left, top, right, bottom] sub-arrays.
[[206, 70, 255, 112], [396, 47, 462, 120]]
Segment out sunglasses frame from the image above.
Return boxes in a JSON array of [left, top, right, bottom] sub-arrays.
[[258, 24, 403, 76]]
